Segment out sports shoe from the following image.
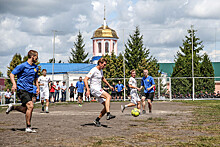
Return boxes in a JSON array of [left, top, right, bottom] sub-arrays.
[[106, 114, 116, 120], [149, 110, 152, 113], [6, 104, 13, 114], [78, 104, 82, 107], [93, 120, 101, 127], [142, 110, 146, 114], [46, 111, 49, 113], [121, 105, 125, 113], [25, 128, 36, 133]]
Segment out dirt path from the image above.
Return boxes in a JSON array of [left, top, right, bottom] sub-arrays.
[[0, 101, 197, 146]]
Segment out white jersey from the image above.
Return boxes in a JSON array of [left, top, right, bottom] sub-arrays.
[[39, 75, 50, 91], [129, 77, 137, 92], [87, 67, 103, 90]]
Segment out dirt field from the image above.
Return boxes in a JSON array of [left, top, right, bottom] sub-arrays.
[[0, 101, 216, 146]]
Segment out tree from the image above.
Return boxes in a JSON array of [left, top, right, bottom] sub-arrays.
[[200, 53, 215, 93], [4, 53, 22, 90], [68, 31, 89, 63], [125, 26, 151, 73], [0, 71, 3, 77], [171, 27, 214, 95]]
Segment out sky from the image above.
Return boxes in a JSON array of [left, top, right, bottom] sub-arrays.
[[0, 0, 220, 76]]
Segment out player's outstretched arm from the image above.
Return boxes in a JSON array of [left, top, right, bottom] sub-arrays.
[[102, 77, 113, 90]]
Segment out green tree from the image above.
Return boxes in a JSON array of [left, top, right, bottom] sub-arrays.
[[125, 26, 151, 73], [200, 53, 215, 93], [0, 71, 3, 77], [171, 27, 210, 95], [4, 53, 22, 90], [68, 31, 89, 63]]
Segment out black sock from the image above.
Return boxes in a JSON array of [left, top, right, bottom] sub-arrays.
[[96, 117, 100, 122], [107, 112, 110, 116], [27, 124, 31, 128]]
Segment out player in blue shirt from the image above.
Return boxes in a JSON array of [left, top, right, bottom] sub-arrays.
[[6, 50, 39, 133], [76, 76, 85, 107], [140, 69, 155, 114], [116, 81, 124, 100]]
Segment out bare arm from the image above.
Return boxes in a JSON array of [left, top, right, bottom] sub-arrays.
[[10, 73, 17, 91], [84, 76, 90, 97], [102, 77, 113, 90]]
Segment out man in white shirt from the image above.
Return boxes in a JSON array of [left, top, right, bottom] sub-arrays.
[[84, 58, 116, 127], [38, 69, 50, 113], [5, 89, 12, 104], [121, 69, 141, 113], [61, 81, 67, 102], [54, 81, 60, 102]]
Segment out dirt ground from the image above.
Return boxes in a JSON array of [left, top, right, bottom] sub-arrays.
[[0, 101, 198, 146]]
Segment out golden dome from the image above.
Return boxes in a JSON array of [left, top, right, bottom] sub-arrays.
[[91, 25, 119, 39]]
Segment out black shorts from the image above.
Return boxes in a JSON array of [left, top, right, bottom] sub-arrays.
[[78, 92, 83, 97], [145, 93, 154, 101], [70, 93, 74, 98], [117, 92, 122, 97], [111, 93, 116, 97], [17, 89, 33, 107]]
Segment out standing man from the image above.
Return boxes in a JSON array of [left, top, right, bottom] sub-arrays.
[[121, 70, 141, 112], [54, 81, 60, 102], [76, 76, 85, 107], [38, 69, 50, 113], [5, 89, 12, 104], [111, 82, 116, 101], [116, 81, 124, 100], [140, 69, 155, 114], [69, 83, 75, 102], [61, 81, 67, 102], [49, 82, 55, 102], [6, 50, 39, 133], [84, 58, 116, 127]]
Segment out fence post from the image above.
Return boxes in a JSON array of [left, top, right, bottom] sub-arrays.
[[14, 92, 16, 104], [192, 77, 195, 101], [169, 77, 172, 101], [158, 78, 160, 98]]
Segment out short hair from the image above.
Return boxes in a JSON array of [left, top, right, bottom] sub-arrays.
[[42, 69, 47, 72], [79, 76, 82, 78], [130, 69, 136, 74], [28, 50, 38, 58], [97, 58, 107, 65]]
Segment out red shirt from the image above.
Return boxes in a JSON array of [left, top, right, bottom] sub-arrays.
[[50, 85, 55, 92]]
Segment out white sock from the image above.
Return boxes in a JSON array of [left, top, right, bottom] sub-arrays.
[[46, 107, 48, 111], [125, 105, 128, 108]]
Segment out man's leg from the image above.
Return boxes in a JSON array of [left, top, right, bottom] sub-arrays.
[[100, 91, 115, 120], [54, 91, 57, 102], [64, 91, 66, 102], [147, 99, 152, 113], [46, 99, 49, 113], [25, 101, 34, 127], [121, 102, 136, 113], [141, 96, 146, 114]]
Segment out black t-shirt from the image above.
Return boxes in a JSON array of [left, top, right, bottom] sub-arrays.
[[69, 86, 75, 93]]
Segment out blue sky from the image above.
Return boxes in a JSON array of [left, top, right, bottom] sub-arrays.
[[0, 0, 220, 76]]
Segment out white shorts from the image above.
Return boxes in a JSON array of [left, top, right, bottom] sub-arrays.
[[130, 90, 140, 105], [91, 88, 106, 104], [40, 89, 49, 100]]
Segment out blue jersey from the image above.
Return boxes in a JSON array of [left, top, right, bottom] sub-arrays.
[[76, 81, 85, 93], [141, 76, 155, 93], [12, 61, 39, 93], [116, 84, 124, 92]]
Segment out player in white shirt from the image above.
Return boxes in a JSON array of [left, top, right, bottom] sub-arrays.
[[121, 69, 141, 113], [38, 69, 50, 113], [84, 58, 116, 127]]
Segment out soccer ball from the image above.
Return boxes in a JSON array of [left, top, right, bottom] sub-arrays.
[[131, 108, 140, 117]]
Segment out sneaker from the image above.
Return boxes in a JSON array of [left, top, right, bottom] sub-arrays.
[[106, 114, 116, 120], [46, 111, 49, 113], [25, 128, 36, 133], [93, 120, 101, 127], [149, 110, 152, 113], [121, 105, 125, 113], [78, 104, 82, 107], [142, 110, 146, 114], [6, 104, 13, 114]]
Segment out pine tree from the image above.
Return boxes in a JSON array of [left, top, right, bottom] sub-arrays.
[[68, 31, 89, 63], [0, 71, 3, 77], [125, 26, 151, 73], [4, 53, 22, 90], [200, 53, 215, 93], [171, 27, 206, 95]]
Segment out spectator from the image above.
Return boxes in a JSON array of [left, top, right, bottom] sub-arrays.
[[116, 81, 124, 100], [69, 83, 75, 102], [217, 91, 220, 98], [199, 91, 204, 98], [111, 82, 116, 101], [49, 82, 55, 102], [61, 81, 67, 102], [54, 81, 60, 102], [5, 89, 12, 104], [76, 76, 85, 107]]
